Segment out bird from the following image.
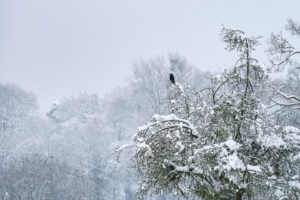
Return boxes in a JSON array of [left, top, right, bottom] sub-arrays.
[[169, 73, 175, 84]]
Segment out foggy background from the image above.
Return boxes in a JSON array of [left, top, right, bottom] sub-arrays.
[[1, 0, 300, 111], [1, 1, 300, 199]]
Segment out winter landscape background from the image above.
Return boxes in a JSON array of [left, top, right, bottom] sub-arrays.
[[1, 1, 300, 199]]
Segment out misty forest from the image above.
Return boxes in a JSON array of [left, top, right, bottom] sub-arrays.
[[1, 17, 300, 200]]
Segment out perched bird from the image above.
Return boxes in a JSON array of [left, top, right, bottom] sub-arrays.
[[169, 73, 175, 84]]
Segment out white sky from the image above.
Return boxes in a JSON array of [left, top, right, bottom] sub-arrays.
[[1, 0, 300, 111]]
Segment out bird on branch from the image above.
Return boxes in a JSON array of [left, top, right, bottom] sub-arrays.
[[169, 73, 175, 84]]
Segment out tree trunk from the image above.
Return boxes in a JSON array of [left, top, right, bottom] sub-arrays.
[[236, 191, 242, 200]]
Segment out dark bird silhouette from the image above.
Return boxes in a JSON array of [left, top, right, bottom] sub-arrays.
[[169, 74, 175, 84]]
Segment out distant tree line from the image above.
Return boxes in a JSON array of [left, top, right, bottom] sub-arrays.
[[1, 19, 300, 200]]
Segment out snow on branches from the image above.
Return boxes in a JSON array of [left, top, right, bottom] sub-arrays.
[[117, 28, 300, 200]]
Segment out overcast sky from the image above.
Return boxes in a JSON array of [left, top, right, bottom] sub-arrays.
[[1, 0, 300, 111]]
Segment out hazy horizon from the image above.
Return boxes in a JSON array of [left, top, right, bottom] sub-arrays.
[[1, 0, 300, 111]]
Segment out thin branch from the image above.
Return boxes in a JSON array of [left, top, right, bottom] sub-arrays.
[[273, 51, 300, 67]]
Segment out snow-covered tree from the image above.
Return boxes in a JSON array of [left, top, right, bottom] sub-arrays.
[[47, 93, 122, 199], [0, 154, 96, 200], [47, 93, 113, 165], [0, 83, 49, 162], [267, 19, 300, 126], [120, 28, 300, 200], [268, 19, 300, 71]]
